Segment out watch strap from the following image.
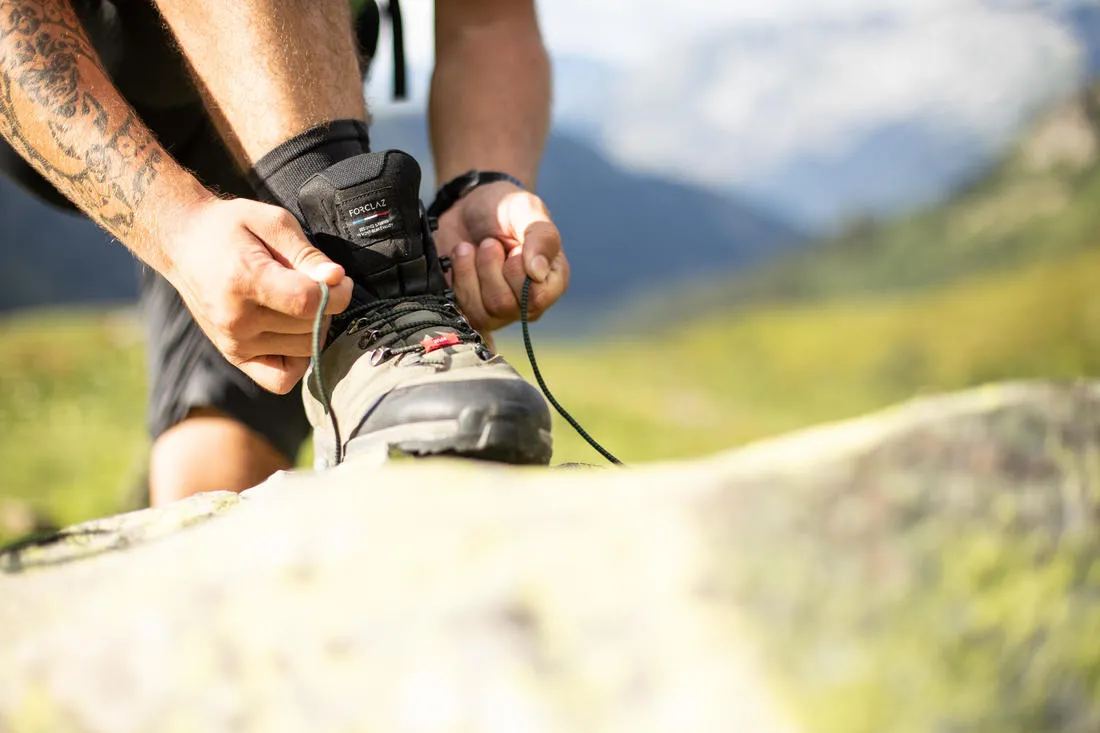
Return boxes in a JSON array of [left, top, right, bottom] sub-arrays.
[[426, 170, 525, 219]]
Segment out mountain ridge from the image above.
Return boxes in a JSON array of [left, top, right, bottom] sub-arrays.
[[609, 80, 1100, 331]]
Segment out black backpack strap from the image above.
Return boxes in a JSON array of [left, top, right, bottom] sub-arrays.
[[354, 1, 408, 101], [385, 0, 407, 100], [355, 0, 381, 63]]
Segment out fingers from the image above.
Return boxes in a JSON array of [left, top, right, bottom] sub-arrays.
[[248, 258, 352, 324], [248, 204, 344, 284], [481, 237, 569, 325], [501, 246, 528, 303], [520, 221, 562, 284], [218, 329, 314, 363], [323, 275, 354, 315], [245, 204, 352, 319], [249, 333, 315, 360], [476, 238, 517, 324], [250, 311, 315, 335], [451, 240, 495, 333], [529, 252, 570, 321], [238, 355, 310, 395], [173, 198, 351, 395], [500, 195, 562, 284], [227, 332, 315, 394], [450, 235, 571, 333]]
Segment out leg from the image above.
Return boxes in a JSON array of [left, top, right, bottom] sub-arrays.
[[126, 1, 368, 504], [141, 262, 310, 507], [152, 0, 368, 166], [154, 0, 552, 468], [150, 408, 291, 505]]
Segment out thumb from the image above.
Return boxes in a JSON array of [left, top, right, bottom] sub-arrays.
[[251, 205, 346, 285], [501, 193, 561, 284], [292, 246, 345, 286]]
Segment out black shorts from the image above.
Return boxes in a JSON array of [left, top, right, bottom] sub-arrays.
[[0, 0, 387, 461]]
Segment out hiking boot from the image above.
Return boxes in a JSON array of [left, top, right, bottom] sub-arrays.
[[297, 150, 552, 467]]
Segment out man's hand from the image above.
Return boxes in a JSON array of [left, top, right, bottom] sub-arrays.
[[435, 182, 569, 334], [163, 197, 353, 394]]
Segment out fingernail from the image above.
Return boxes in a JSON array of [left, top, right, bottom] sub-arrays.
[[310, 262, 344, 283], [480, 239, 498, 251], [455, 242, 473, 258], [530, 255, 550, 283]]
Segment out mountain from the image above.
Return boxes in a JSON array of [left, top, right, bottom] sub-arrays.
[[0, 179, 137, 312], [0, 115, 804, 320], [617, 81, 1100, 327], [588, 9, 1084, 232], [1063, 2, 1100, 78]]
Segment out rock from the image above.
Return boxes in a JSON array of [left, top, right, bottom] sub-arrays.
[[1, 381, 1099, 733], [1020, 87, 1100, 174]]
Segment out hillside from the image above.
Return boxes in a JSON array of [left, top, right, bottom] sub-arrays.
[[623, 83, 1100, 324], [4, 240, 1099, 542], [0, 178, 138, 312], [3, 86, 1100, 542]]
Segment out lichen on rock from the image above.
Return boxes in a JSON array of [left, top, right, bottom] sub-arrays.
[[0, 381, 1097, 732]]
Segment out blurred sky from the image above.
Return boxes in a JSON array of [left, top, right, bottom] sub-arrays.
[[367, 0, 1095, 228]]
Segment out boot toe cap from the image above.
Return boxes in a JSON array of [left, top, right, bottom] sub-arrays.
[[352, 377, 552, 439]]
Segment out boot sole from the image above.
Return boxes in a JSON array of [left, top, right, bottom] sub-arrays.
[[342, 406, 553, 466]]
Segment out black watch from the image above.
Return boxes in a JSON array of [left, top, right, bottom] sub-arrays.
[[426, 170, 525, 219]]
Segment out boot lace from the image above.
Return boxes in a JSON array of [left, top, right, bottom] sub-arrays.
[[337, 294, 485, 365], [311, 281, 622, 466]]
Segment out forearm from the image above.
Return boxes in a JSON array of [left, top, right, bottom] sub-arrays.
[[428, 0, 551, 187], [0, 0, 210, 273]]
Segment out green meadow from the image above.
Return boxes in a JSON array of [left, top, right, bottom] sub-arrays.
[[1, 243, 1097, 543], [2, 90, 1099, 543]]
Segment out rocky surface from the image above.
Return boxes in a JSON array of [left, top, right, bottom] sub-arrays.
[[1, 381, 1099, 732]]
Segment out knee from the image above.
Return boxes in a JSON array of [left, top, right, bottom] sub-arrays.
[[149, 408, 293, 507]]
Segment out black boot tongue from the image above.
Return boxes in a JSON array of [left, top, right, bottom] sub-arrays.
[[390, 302, 459, 349], [298, 150, 436, 298]]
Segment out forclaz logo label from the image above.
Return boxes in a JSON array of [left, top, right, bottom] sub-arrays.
[[347, 199, 387, 218]]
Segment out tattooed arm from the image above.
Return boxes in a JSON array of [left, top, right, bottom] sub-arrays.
[[0, 0, 352, 393], [0, 0, 207, 270]]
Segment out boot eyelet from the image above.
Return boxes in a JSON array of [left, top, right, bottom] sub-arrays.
[[347, 317, 368, 336], [369, 347, 393, 366], [357, 329, 383, 350]]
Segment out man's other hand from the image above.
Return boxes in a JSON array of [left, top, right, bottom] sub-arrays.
[[164, 197, 353, 394], [434, 182, 570, 335]]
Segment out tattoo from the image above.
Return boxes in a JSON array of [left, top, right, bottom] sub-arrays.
[[0, 1, 162, 237]]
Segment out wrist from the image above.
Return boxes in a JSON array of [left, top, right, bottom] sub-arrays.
[[428, 170, 526, 220], [146, 180, 219, 279]]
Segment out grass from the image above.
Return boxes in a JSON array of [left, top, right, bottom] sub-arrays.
[[2, 245, 1098, 544], [0, 310, 147, 538], [528, 244, 1100, 466], [5, 83, 1100, 541]]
